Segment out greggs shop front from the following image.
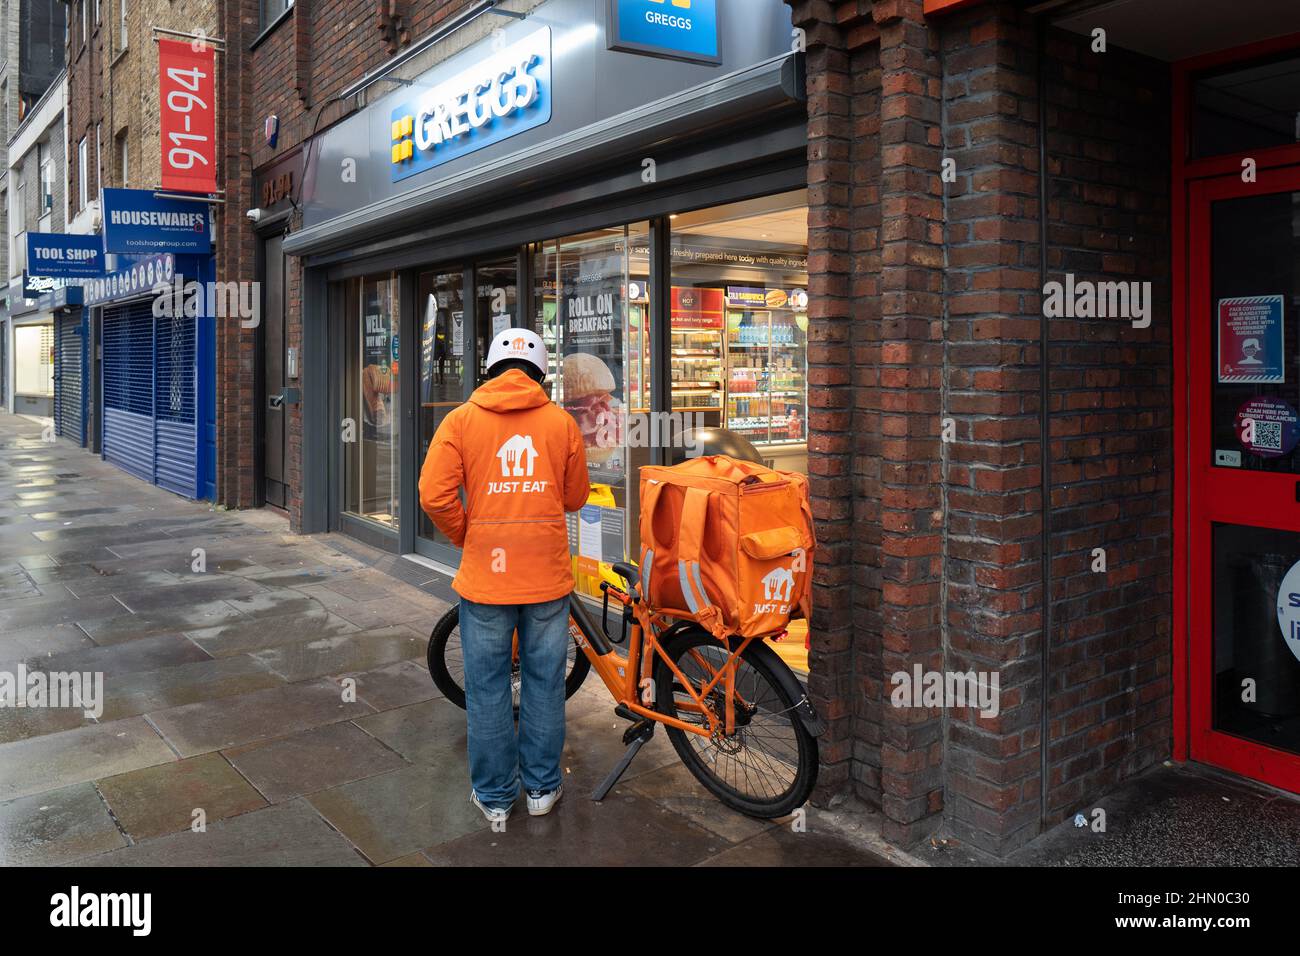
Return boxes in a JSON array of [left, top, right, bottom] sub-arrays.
[[283, 0, 811, 668]]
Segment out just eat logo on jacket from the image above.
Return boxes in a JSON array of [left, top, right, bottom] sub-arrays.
[[497, 434, 539, 477], [488, 435, 550, 495]]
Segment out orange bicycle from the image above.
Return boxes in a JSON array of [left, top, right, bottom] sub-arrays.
[[427, 561, 823, 818]]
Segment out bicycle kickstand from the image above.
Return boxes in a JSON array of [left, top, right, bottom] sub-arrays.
[[591, 720, 656, 802]]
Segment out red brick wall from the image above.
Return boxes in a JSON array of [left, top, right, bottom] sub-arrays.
[[224, 0, 487, 525], [791, 0, 1173, 854], [1038, 24, 1172, 825]]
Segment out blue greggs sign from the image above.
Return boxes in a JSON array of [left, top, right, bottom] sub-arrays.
[[389, 26, 552, 183], [102, 188, 212, 255], [26, 232, 105, 278], [608, 0, 720, 64]]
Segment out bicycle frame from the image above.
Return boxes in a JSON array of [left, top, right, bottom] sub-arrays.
[[565, 589, 758, 740]]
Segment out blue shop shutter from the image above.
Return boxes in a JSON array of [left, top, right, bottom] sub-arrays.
[[102, 301, 156, 482], [54, 312, 86, 446], [153, 310, 197, 497]]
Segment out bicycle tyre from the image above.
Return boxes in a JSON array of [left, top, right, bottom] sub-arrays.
[[653, 626, 818, 819], [426, 602, 590, 711]]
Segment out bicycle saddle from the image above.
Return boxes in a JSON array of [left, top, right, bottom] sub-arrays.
[[611, 561, 640, 589]]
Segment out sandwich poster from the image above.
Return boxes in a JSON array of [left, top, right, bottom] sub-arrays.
[[1219, 295, 1284, 384], [559, 254, 625, 479]]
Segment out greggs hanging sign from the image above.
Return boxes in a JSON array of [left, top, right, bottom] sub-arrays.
[[389, 27, 552, 183]]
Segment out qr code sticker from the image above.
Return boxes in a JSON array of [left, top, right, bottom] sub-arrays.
[[1254, 420, 1283, 451]]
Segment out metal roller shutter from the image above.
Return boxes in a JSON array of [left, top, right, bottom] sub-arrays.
[[54, 312, 86, 446], [153, 311, 197, 496], [102, 301, 157, 483]]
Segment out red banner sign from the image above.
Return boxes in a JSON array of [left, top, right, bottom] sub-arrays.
[[159, 39, 216, 194]]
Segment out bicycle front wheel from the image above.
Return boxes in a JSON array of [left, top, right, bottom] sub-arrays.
[[653, 627, 818, 819], [426, 603, 590, 711]]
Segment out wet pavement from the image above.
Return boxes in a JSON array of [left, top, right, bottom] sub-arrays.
[[0, 414, 896, 867]]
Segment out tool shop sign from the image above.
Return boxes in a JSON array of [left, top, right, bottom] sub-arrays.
[[159, 38, 217, 195]]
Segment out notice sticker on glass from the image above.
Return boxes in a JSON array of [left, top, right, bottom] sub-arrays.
[[578, 505, 603, 577], [452, 311, 464, 357], [1235, 396, 1300, 458], [1219, 295, 1284, 384], [1275, 559, 1300, 665]]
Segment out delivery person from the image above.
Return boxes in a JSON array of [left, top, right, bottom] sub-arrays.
[[419, 328, 590, 823]]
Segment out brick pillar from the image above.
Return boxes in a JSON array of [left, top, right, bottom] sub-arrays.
[[215, 0, 259, 510], [871, 0, 947, 845], [938, 1, 1046, 854], [787, 0, 860, 804]]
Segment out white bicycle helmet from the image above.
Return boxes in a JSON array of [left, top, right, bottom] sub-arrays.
[[485, 327, 548, 380]]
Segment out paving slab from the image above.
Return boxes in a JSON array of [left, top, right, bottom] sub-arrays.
[[422, 786, 727, 866], [223, 722, 409, 803], [0, 704, 97, 744], [111, 576, 265, 613], [0, 718, 176, 801], [698, 824, 893, 866], [334, 596, 443, 630], [0, 594, 132, 631], [0, 782, 127, 865], [307, 762, 487, 864], [97, 655, 286, 722], [76, 600, 248, 645], [79, 800, 367, 867], [248, 625, 424, 682], [95, 752, 268, 841], [218, 589, 321, 621], [347, 659, 441, 711], [185, 607, 361, 657], [2, 632, 210, 679], [146, 679, 375, 756], [351, 697, 469, 766], [0, 622, 96, 660], [622, 762, 779, 844]]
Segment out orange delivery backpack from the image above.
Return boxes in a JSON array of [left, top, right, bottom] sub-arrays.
[[637, 455, 815, 640]]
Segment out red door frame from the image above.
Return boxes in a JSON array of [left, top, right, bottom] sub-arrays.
[[1172, 31, 1300, 790]]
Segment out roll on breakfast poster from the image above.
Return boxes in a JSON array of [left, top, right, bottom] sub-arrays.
[[559, 251, 625, 480]]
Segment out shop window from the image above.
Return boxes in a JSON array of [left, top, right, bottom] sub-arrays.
[[343, 273, 401, 529], [532, 223, 650, 600], [669, 190, 809, 476], [1192, 51, 1300, 159], [14, 323, 54, 398]]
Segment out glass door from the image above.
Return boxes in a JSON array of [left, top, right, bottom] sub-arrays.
[[1189, 165, 1300, 792], [415, 268, 466, 561], [413, 255, 520, 563]]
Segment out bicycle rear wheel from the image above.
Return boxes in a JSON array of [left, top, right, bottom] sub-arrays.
[[653, 627, 817, 819], [426, 602, 590, 711]]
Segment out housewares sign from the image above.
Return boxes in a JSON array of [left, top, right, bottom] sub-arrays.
[[102, 188, 212, 254], [389, 27, 552, 183]]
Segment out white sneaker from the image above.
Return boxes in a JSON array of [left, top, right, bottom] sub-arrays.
[[526, 784, 563, 816], [470, 789, 514, 824]]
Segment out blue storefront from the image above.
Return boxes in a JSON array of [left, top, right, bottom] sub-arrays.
[[81, 190, 218, 500]]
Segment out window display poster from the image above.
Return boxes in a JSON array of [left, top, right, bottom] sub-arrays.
[[1219, 295, 1284, 384], [559, 252, 625, 479], [362, 291, 394, 434], [1235, 396, 1300, 458], [671, 286, 724, 329]]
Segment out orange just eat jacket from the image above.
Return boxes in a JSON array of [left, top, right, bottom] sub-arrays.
[[418, 368, 590, 604]]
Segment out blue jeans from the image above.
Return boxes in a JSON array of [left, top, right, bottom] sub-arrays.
[[458, 596, 569, 808]]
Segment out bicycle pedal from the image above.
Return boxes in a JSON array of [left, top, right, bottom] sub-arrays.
[[621, 721, 654, 746], [613, 703, 639, 723]]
